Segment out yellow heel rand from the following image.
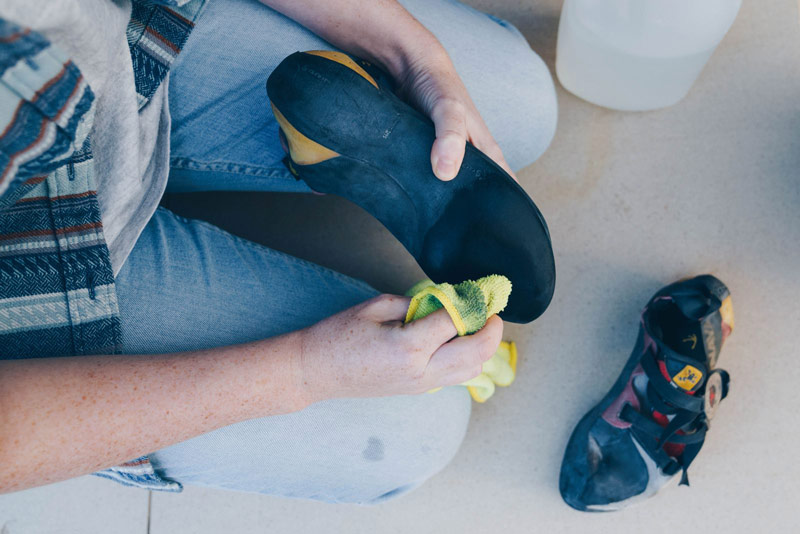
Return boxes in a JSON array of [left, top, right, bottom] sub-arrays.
[[271, 104, 339, 166], [304, 50, 379, 89], [269, 49, 379, 167]]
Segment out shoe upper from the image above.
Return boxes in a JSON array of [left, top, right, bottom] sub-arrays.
[[560, 275, 733, 511]]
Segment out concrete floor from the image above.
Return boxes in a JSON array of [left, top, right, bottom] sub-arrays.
[[2, 0, 799, 532]]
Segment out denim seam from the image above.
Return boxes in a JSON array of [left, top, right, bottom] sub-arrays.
[[485, 13, 512, 29], [156, 207, 378, 295], [169, 157, 293, 179]]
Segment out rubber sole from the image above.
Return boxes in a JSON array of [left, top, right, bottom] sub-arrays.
[[266, 51, 555, 324]]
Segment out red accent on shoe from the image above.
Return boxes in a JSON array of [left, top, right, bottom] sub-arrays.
[[656, 359, 689, 457]]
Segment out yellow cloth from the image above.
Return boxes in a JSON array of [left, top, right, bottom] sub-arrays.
[[404, 276, 518, 402]]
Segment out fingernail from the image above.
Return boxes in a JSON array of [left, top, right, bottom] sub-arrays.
[[436, 158, 457, 180]]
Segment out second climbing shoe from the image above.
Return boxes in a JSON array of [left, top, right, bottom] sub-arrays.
[[559, 275, 734, 511]]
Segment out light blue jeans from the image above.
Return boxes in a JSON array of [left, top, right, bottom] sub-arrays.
[[115, 0, 557, 504]]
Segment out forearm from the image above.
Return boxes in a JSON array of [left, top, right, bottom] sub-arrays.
[[0, 332, 305, 493], [260, 0, 444, 80]]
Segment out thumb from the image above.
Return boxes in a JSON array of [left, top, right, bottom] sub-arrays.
[[429, 99, 467, 181], [424, 315, 504, 385]]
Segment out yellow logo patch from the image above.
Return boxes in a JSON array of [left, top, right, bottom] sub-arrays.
[[673, 365, 703, 391]]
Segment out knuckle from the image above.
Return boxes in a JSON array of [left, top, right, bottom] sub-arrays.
[[464, 345, 483, 368], [374, 293, 396, 305], [397, 330, 420, 351], [437, 127, 467, 142], [433, 98, 467, 126], [399, 346, 425, 370], [363, 293, 408, 321], [444, 355, 462, 373], [479, 334, 499, 361], [433, 314, 457, 339], [454, 365, 483, 385], [408, 365, 426, 382], [488, 315, 504, 337], [395, 341, 414, 361], [477, 343, 493, 364], [438, 96, 466, 114], [360, 294, 387, 313]]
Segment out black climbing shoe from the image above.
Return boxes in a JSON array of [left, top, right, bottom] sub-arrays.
[[266, 50, 555, 323]]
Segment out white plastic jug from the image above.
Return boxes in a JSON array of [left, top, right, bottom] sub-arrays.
[[555, 0, 742, 111]]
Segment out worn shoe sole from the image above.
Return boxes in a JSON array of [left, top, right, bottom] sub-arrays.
[[266, 51, 555, 323]]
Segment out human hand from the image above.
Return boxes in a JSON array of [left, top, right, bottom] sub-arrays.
[[261, 0, 514, 182], [394, 49, 517, 182], [296, 294, 503, 403]]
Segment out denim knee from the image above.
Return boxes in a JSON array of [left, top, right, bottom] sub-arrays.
[[519, 52, 558, 168], [500, 33, 559, 169], [357, 387, 473, 505]]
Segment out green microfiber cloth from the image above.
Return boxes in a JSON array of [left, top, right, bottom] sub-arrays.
[[404, 276, 518, 402]]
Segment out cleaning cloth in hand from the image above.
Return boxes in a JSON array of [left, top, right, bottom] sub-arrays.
[[405, 276, 518, 402]]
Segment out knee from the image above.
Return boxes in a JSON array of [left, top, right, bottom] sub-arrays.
[[398, 0, 558, 170], [512, 46, 558, 169], [491, 34, 558, 171], [358, 387, 472, 504], [455, 20, 558, 171]]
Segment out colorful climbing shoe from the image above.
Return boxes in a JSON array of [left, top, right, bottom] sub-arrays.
[[266, 51, 555, 323], [559, 275, 733, 511]]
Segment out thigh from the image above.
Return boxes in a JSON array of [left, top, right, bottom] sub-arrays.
[[167, 0, 557, 193], [115, 208, 471, 502], [115, 208, 376, 353], [148, 389, 471, 504]]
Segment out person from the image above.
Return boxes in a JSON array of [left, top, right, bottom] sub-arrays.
[[0, 0, 556, 502]]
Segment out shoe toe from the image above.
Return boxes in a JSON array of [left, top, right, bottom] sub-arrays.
[[560, 419, 649, 511]]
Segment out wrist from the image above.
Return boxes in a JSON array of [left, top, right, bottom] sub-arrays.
[[289, 328, 328, 408], [240, 332, 313, 417], [373, 31, 445, 83]]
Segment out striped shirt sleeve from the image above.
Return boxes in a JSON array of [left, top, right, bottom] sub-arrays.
[[0, 18, 95, 208]]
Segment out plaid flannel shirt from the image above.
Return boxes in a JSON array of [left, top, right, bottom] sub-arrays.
[[0, 0, 206, 492]]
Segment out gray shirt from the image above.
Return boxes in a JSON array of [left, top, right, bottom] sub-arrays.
[[0, 0, 170, 274]]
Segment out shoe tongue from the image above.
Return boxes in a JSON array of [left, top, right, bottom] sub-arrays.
[[654, 300, 714, 394]]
